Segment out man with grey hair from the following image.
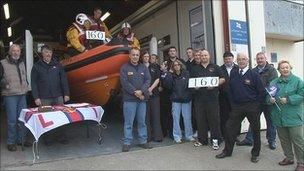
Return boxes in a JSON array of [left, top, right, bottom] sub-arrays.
[[1, 44, 30, 151], [31, 44, 70, 146], [216, 53, 264, 163], [237, 52, 278, 149]]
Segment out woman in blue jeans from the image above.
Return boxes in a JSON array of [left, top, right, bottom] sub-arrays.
[[161, 60, 194, 143]]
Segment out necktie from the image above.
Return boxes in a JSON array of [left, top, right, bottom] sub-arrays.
[[239, 69, 243, 75]]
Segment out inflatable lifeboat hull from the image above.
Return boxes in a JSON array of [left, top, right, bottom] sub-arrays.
[[61, 44, 129, 106]]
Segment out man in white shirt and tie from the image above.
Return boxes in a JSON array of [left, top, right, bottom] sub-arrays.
[[219, 52, 239, 143]]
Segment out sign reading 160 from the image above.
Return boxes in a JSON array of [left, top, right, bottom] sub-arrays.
[[188, 77, 219, 88], [86, 31, 105, 40]]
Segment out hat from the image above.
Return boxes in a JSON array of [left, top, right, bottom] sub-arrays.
[[121, 22, 131, 29], [76, 13, 91, 25]]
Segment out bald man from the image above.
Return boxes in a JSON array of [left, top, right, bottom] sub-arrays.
[[215, 53, 265, 163], [190, 49, 225, 150]]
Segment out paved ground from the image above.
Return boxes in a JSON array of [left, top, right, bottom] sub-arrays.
[[0, 106, 297, 170], [2, 132, 296, 170]]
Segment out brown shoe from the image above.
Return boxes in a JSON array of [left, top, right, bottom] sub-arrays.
[[279, 158, 294, 166], [122, 144, 130, 152], [295, 163, 304, 171], [7, 144, 17, 151], [138, 143, 153, 149]]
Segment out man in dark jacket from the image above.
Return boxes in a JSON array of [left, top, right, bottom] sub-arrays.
[[185, 47, 195, 71], [31, 45, 70, 145], [216, 53, 265, 163], [120, 48, 151, 152], [237, 52, 278, 149], [219, 52, 239, 141]]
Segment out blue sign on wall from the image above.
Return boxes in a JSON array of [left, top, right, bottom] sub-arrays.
[[230, 20, 248, 45]]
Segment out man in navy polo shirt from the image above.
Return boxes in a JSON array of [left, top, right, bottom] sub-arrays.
[[216, 53, 264, 163], [120, 48, 152, 152], [191, 49, 225, 150]]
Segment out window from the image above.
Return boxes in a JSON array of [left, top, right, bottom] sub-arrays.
[[189, 5, 205, 50]]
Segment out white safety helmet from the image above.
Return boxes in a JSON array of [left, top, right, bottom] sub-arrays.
[[75, 13, 90, 25], [121, 22, 131, 29]]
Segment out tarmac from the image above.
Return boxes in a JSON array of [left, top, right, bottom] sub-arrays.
[[0, 105, 297, 170], [1, 131, 296, 170]]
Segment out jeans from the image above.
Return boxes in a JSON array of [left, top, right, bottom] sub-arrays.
[[123, 101, 147, 145], [245, 105, 276, 144], [172, 102, 193, 141], [4, 94, 27, 145]]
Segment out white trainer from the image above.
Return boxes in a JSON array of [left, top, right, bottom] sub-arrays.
[[212, 139, 219, 150]]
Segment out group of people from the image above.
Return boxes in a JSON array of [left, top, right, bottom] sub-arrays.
[[0, 44, 71, 151], [0, 43, 303, 170], [66, 7, 140, 56], [120, 47, 303, 171]]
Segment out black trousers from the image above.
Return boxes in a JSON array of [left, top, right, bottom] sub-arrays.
[[219, 94, 232, 138], [146, 96, 163, 142], [191, 100, 197, 131], [223, 101, 261, 156], [194, 101, 221, 143], [160, 91, 172, 138]]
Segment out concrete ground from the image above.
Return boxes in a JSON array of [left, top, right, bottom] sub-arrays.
[[2, 131, 296, 170], [0, 105, 296, 170]]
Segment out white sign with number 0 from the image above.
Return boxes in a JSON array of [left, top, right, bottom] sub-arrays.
[[188, 77, 219, 88], [86, 31, 105, 40]]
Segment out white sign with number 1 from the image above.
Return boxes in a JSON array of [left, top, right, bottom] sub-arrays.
[[86, 30, 105, 40], [188, 77, 219, 88]]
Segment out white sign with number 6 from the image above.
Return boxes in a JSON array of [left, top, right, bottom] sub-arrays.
[[188, 77, 219, 88], [86, 31, 105, 40]]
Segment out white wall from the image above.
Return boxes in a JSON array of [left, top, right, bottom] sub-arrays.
[[247, 1, 266, 66], [212, 0, 225, 65], [266, 38, 304, 79], [227, 0, 247, 21]]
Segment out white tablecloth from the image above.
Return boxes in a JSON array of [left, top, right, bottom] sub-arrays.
[[18, 103, 104, 141]]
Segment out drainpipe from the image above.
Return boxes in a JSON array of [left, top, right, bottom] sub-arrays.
[[175, 0, 181, 55]]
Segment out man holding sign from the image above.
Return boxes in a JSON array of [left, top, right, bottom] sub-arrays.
[[89, 7, 112, 47], [190, 49, 225, 150]]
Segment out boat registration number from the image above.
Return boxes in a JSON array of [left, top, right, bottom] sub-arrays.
[[86, 31, 105, 40]]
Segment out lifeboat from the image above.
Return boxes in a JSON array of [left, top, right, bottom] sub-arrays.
[[61, 43, 130, 106]]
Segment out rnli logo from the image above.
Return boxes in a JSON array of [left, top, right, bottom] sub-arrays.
[[209, 68, 215, 72], [244, 79, 251, 85], [127, 72, 133, 76]]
